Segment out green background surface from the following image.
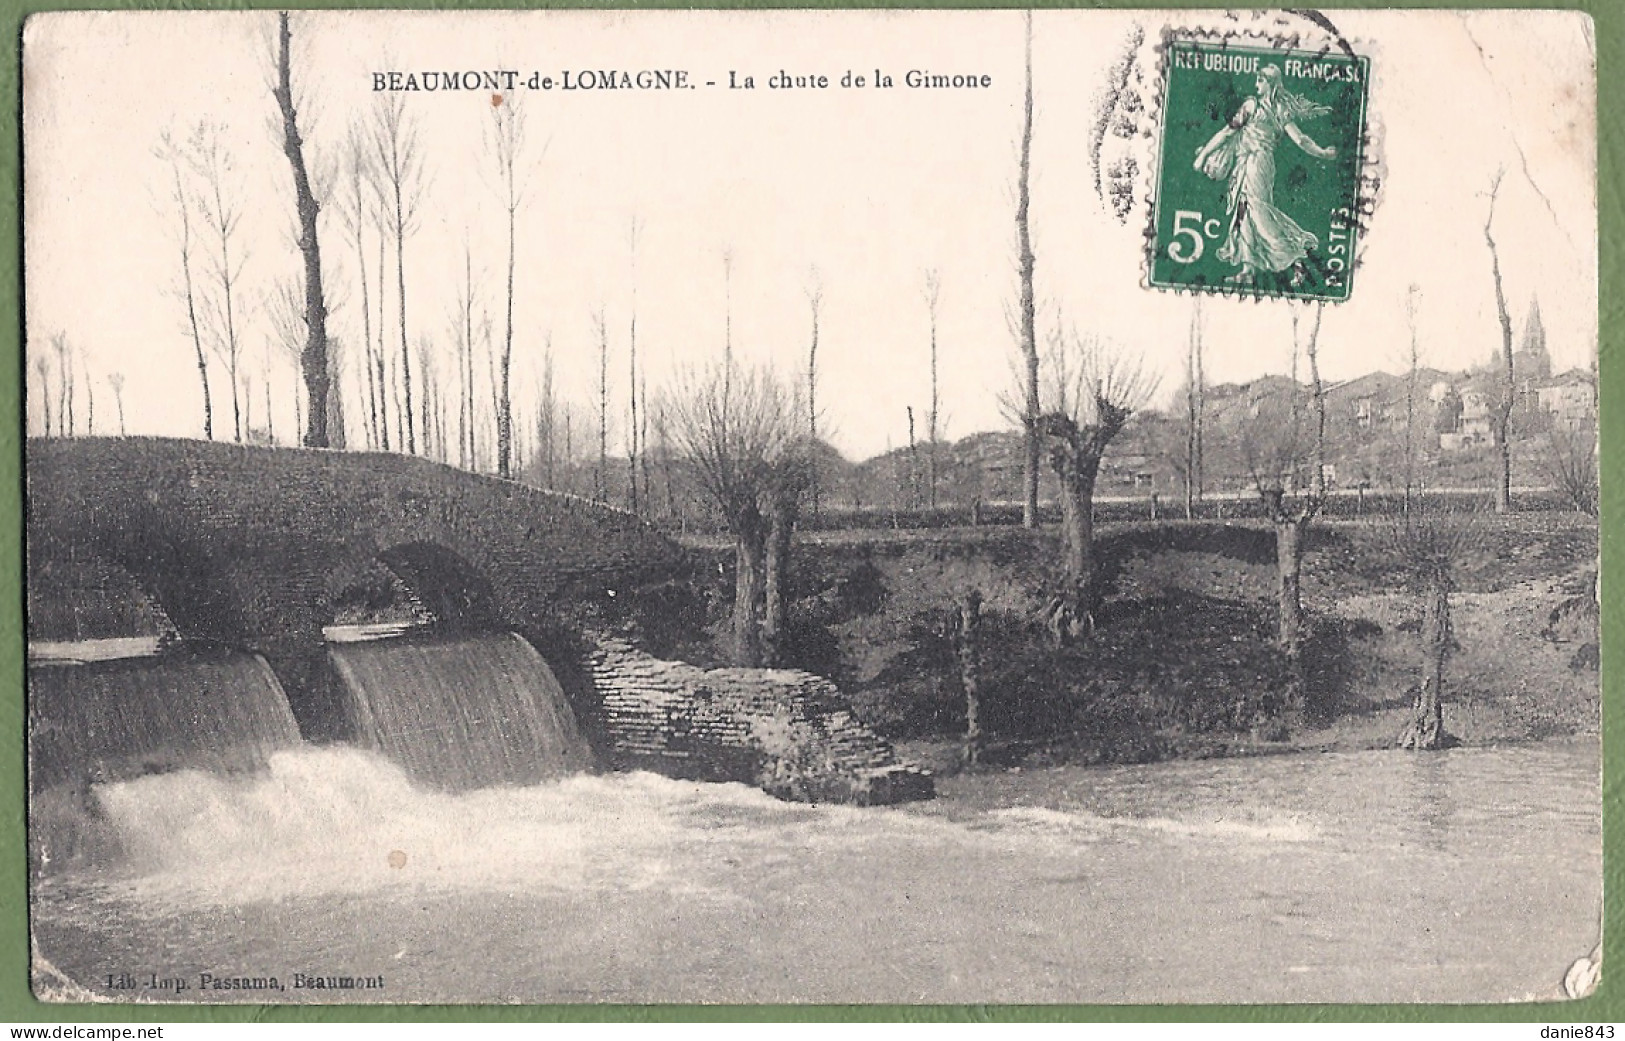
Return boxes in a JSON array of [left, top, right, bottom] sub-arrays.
[[1150, 42, 1367, 301], [0, 0, 1617, 1026]]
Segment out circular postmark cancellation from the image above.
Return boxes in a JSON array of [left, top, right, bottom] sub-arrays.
[[1125, 12, 1382, 303]]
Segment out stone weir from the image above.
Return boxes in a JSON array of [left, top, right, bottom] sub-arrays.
[[589, 639, 934, 805]]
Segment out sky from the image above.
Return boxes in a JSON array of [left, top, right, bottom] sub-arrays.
[[22, 9, 1597, 462]]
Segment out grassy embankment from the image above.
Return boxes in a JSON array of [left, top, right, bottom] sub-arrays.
[[677, 512, 1598, 772]]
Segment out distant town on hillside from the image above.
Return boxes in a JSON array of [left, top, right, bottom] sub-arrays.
[[506, 299, 1597, 526]]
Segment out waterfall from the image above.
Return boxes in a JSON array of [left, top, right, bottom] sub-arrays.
[[29, 648, 302, 793], [28, 648, 302, 870], [327, 632, 592, 791]]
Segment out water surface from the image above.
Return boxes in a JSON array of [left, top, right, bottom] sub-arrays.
[[33, 739, 1599, 1004]]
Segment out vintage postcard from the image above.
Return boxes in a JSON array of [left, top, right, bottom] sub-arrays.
[[22, 9, 1599, 1005]]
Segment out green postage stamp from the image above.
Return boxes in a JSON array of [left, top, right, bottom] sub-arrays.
[[1151, 40, 1370, 301]]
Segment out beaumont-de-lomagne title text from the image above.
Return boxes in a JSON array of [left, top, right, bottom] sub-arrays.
[[371, 67, 994, 92]]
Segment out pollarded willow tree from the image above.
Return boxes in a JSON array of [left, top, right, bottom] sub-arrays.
[[1033, 332, 1156, 643], [1390, 506, 1476, 751], [668, 361, 808, 668], [1239, 308, 1329, 665]]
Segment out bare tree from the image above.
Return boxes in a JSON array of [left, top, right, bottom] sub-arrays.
[[668, 361, 803, 668], [1403, 284, 1422, 519], [640, 367, 652, 518], [260, 362, 275, 443], [593, 306, 610, 501], [452, 237, 478, 469], [374, 201, 392, 451], [263, 275, 308, 430], [1034, 332, 1156, 642], [1390, 508, 1477, 750], [487, 92, 527, 478], [188, 122, 249, 442], [106, 372, 126, 436], [1015, 9, 1040, 529], [805, 272, 823, 519], [1183, 297, 1205, 519], [762, 432, 813, 667], [1484, 170, 1515, 513], [414, 335, 443, 462], [82, 349, 95, 435], [33, 353, 52, 437], [271, 11, 332, 448], [626, 218, 643, 511], [924, 269, 942, 509], [156, 131, 215, 440], [534, 335, 557, 488], [49, 332, 73, 436], [906, 405, 921, 508], [1243, 344, 1318, 662], [654, 399, 676, 520], [474, 308, 494, 467], [1303, 303, 1328, 499], [372, 92, 426, 454], [339, 121, 380, 449]]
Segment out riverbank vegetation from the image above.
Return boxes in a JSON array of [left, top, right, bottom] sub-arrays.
[[665, 511, 1596, 771]]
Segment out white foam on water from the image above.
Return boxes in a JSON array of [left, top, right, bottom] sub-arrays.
[[89, 745, 819, 906], [83, 746, 1074, 909]]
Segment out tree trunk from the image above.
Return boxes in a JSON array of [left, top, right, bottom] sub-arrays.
[[326, 349, 346, 448], [273, 12, 330, 449], [395, 192, 414, 455], [1193, 303, 1204, 516], [1017, 11, 1040, 530], [376, 230, 390, 451], [1494, 405, 1513, 513], [1307, 304, 1326, 500], [354, 188, 377, 450], [953, 589, 983, 766], [1185, 300, 1202, 521], [39, 361, 52, 438], [1274, 512, 1305, 659], [627, 312, 639, 511], [179, 208, 213, 440], [1486, 179, 1514, 513], [498, 203, 516, 478], [807, 291, 821, 520], [762, 495, 796, 667], [1398, 577, 1453, 750], [926, 272, 940, 510], [733, 508, 768, 668], [1404, 286, 1419, 522], [1049, 459, 1100, 643]]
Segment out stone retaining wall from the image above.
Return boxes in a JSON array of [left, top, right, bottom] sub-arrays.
[[589, 640, 933, 805]]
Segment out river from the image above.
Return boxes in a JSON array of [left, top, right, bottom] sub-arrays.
[[31, 738, 1599, 1005]]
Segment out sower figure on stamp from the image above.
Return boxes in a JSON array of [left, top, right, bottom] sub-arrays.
[[1193, 65, 1337, 286]]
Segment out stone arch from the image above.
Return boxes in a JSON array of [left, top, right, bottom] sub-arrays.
[[374, 541, 505, 632], [27, 528, 254, 650]]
